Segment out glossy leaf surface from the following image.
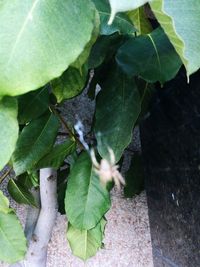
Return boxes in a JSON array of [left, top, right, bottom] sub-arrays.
[[0, 190, 10, 214], [67, 218, 106, 260], [127, 6, 152, 35], [95, 69, 141, 162], [36, 140, 76, 170], [12, 112, 60, 175], [52, 66, 88, 103], [0, 97, 18, 171], [8, 179, 37, 207], [18, 86, 49, 124], [150, 0, 200, 76], [0, 0, 96, 97], [65, 152, 110, 230], [116, 27, 182, 83]]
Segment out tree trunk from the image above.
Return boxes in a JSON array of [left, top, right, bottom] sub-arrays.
[[11, 168, 58, 267]]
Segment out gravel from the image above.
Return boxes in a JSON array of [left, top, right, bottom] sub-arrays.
[[0, 85, 153, 267], [46, 190, 153, 267]]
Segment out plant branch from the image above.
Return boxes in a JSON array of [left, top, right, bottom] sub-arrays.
[[11, 168, 58, 267], [0, 167, 12, 184], [50, 105, 85, 149], [25, 168, 57, 267]]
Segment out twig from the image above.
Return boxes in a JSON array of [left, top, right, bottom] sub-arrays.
[[0, 167, 12, 184], [50, 105, 85, 150], [58, 132, 68, 136]]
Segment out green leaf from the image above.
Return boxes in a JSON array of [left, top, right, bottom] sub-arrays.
[[65, 152, 110, 230], [93, 0, 135, 35], [124, 153, 144, 198], [127, 7, 152, 35], [150, 0, 200, 77], [89, 36, 112, 69], [12, 112, 60, 175], [95, 68, 141, 162], [67, 151, 79, 170], [0, 190, 10, 214], [57, 168, 69, 214], [18, 86, 49, 124], [0, 211, 27, 263], [17, 171, 39, 190], [71, 11, 100, 70], [17, 173, 35, 190], [35, 140, 76, 170], [67, 218, 106, 260], [0, 0, 96, 97], [100, 217, 107, 235], [108, 0, 151, 24], [89, 34, 124, 69], [136, 80, 155, 123], [116, 27, 182, 84], [0, 97, 18, 171], [8, 179, 37, 207], [52, 65, 88, 103]]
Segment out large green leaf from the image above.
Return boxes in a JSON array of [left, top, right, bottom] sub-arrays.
[[93, 0, 135, 35], [67, 218, 106, 260], [8, 178, 37, 207], [89, 36, 112, 69], [0, 0, 96, 97], [150, 0, 200, 77], [127, 6, 152, 35], [65, 152, 110, 230], [0, 211, 27, 263], [35, 139, 76, 170], [108, 0, 151, 24], [71, 11, 100, 70], [12, 112, 60, 175], [0, 97, 18, 171], [116, 27, 182, 83], [89, 34, 125, 69], [18, 86, 49, 124], [52, 65, 88, 103], [0, 190, 10, 214], [95, 68, 141, 162]]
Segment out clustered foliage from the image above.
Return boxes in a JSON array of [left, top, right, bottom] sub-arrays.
[[0, 0, 200, 264]]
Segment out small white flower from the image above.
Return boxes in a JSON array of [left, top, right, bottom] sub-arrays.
[[90, 148, 125, 190]]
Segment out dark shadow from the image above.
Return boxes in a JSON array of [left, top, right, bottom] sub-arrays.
[[140, 69, 200, 267]]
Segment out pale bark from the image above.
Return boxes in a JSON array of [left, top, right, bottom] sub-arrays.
[[11, 168, 58, 267]]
